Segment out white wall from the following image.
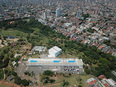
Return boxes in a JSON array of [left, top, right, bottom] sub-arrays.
[[49, 49, 62, 57]]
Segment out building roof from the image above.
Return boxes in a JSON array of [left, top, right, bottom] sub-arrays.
[[32, 46, 46, 52], [88, 80, 97, 85], [102, 79, 116, 86], [111, 71, 116, 76], [53, 46, 62, 52], [99, 75, 107, 80], [8, 36, 14, 39], [104, 83, 109, 87], [106, 79, 116, 86], [49, 46, 62, 54], [98, 45, 104, 50], [26, 58, 83, 66], [87, 78, 96, 83]]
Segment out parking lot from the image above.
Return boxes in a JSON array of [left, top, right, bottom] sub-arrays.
[[15, 62, 39, 87], [26, 66, 42, 75]]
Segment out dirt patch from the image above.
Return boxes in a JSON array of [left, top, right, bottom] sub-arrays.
[[6, 38, 19, 43], [0, 40, 2, 44]]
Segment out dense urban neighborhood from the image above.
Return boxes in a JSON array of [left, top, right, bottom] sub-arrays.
[[0, 0, 116, 87]]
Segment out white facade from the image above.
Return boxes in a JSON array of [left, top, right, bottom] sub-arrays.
[[27, 58, 83, 67], [26, 58, 84, 74], [43, 12, 47, 19], [49, 46, 62, 57]]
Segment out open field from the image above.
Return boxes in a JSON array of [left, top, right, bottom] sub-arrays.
[[0, 81, 19, 87], [0, 84, 9, 87], [40, 74, 94, 87], [58, 51, 78, 58], [1, 30, 28, 38], [31, 54, 39, 58]]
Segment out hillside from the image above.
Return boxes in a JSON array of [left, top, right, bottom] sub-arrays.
[[0, 18, 115, 86]]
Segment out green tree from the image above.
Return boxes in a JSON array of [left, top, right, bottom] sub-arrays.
[[11, 71, 17, 76], [21, 79, 29, 86], [62, 80, 69, 87], [0, 69, 4, 79], [43, 70, 54, 76], [50, 79, 55, 83], [14, 76, 21, 85], [85, 69, 91, 74], [78, 85, 82, 87]]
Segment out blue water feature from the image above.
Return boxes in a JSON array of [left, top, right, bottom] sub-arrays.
[[68, 60, 75, 63], [30, 60, 37, 62], [53, 60, 61, 63]]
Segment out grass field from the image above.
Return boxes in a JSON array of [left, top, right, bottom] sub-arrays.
[[40, 74, 94, 87], [1, 30, 28, 38], [0, 84, 9, 87], [31, 54, 40, 58]]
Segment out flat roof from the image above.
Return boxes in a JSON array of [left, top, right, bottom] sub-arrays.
[[49, 46, 62, 53], [26, 58, 83, 66], [53, 46, 62, 51], [32, 46, 46, 51]]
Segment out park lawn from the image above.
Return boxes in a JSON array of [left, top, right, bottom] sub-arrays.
[[92, 64, 99, 68], [77, 52, 85, 58], [41, 74, 94, 87], [29, 33, 49, 47], [31, 54, 39, 58], [26, 54, 40, 59], [58, 52, 77, 58], [39, 37, 49, 46], [51, 85, 61, 87], [62, 74, 93, 87], [58, 50, 85, 58], [0, 69, 4, 80], [1, 30, 28, 38], [0, 84, 9, 87]]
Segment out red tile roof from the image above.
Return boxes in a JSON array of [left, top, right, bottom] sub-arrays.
[[104, 83, 109, 87], [98, 75, 107, 80], [88, 80, 97, 85], [114, 31, 116, 33], [98, 46, 103, 49], [81, 39, 85, 43]]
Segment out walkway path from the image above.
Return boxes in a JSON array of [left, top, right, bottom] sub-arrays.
[[20, 43, 32, 61]]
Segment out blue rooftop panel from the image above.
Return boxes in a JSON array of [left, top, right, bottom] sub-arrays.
[[30, 60, 37, 62], [53, 60, 61, 63], [68, 60, 75, 63], [8, 36, 14, 39]]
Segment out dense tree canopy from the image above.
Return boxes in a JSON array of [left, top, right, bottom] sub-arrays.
[[43, 70, 54, 76]]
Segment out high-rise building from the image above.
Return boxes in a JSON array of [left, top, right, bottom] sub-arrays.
[[43, 12, 47, 19], [56, 8, 61, 17], [41, 0, 45, 5], [77, 10, 81, 18], [47, 9, 51, 16], [0, 5, 4, 15]]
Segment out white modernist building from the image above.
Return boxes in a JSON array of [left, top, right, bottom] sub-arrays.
[[49, 46, 62, 57], [26, 58, 84, 74], [27, 58, 83, 67]]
